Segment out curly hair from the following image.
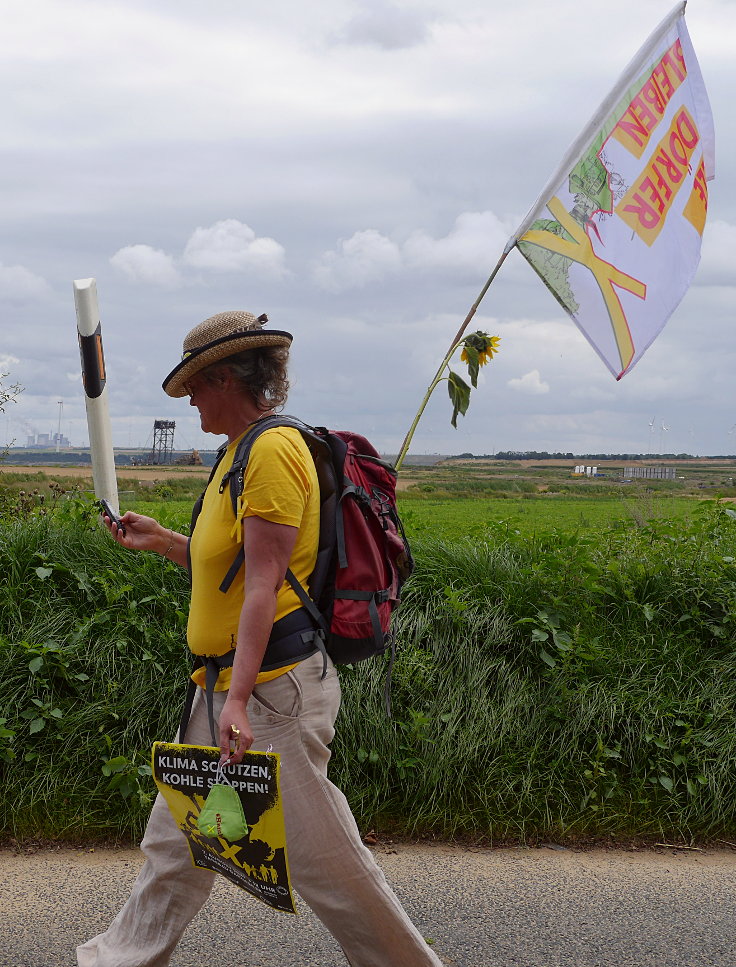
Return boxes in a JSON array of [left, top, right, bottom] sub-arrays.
[[200, 346, 290, 411]]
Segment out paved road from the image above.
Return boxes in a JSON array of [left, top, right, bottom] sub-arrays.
[[2, 842, 735, 966]]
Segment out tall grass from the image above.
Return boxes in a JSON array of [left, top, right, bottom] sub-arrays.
[[0, 500, 191, 839], [1, 496, 736, 843]]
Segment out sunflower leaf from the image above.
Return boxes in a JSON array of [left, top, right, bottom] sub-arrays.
[[448, 370, 471, 428], [462, 344, 480, 387]]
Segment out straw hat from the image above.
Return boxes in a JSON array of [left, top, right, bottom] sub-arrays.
[[162, 310, 293, 398]]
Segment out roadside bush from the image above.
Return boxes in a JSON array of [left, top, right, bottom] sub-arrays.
[[2, 501, 736, 843], [0, 512, 190, 839], [349, 504, 736, 839]]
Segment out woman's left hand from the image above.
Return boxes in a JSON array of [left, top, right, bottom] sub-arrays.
[[218, 697, 253, 765]]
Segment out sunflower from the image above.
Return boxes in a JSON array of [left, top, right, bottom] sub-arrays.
[[461, 333, 500, 366], [484, 334, 501, 356]]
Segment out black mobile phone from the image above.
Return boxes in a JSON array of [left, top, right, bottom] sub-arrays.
[[99, 498, 126, 535]]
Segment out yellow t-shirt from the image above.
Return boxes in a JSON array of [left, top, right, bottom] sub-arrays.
[[187, 425, 320, 689]]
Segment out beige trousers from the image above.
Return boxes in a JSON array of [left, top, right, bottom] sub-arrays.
[[77, 652, 443, 967]]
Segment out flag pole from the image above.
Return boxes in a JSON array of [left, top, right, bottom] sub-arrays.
[[393, 244, 513, 472]]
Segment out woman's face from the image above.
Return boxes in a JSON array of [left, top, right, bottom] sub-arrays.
[[185, 372, 228, 435]]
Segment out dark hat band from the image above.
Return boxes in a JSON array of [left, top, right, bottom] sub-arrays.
[[180, 328, 293, 363]]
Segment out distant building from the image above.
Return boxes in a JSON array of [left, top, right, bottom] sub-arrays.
[[26, 431, 71, 449], [623, 465, 675, 480]]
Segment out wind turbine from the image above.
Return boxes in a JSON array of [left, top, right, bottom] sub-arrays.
[[647, 416, 656, 457], [659, 421, 669, 456], [56, 400, 64, 452]]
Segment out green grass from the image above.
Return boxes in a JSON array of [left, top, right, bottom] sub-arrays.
[[0, 506, 191, 839], [2, 490, 736, 844], [127, 493, 706, 543], [331, 508, 736, 840], [398, 494, 701, 541]]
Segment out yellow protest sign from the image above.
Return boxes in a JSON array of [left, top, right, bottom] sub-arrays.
[[152, 741, 296, 914]]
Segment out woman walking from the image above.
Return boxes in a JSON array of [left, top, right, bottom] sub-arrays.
[[77, 310, 443, 967]]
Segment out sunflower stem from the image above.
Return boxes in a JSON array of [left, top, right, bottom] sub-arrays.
[[393, 248, 510, 471], [393, 340, 462, 472]]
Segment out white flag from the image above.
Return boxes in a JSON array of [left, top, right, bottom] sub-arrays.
[[513, 2, 715, 379]]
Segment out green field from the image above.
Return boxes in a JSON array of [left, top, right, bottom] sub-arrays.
[[3, 472, 736, 843], [397, 494, 702, 540], [128, 493, 707, 542], [1, 459, 727, 543]]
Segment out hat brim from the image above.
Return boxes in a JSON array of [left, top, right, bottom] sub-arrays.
[[162, 329, 293, 398]]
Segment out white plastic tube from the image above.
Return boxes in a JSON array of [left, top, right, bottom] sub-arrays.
[[74, 278, 119, 512]]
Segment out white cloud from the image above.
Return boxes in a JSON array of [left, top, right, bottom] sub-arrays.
[[404, 211, 510, 275], [314, 211, 512, 291], [508, 369, 549, 394], [0, 354, 20, 378], [110, 244, 182, 288], [110, 221, 287, 289], [0, 264, 49, 302], [182, 219, 287, 277], [313, 229, 402, 292], [4, 0, 736, 457]]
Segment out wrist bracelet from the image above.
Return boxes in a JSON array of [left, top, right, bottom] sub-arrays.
[[163, 529, 175, 557]]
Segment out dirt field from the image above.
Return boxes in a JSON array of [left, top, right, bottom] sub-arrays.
[[1, 464, 212, 481], [445, 457, 736, 468], [3, 462, 428, 492]]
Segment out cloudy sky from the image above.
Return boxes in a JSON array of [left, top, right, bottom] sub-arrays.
[[1, 0, 734, 458]]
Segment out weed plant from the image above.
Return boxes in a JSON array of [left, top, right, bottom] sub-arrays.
[[1, 496, 736, 843], [0, 497, 191, 840], [331, 505, 736, 841], [0, 470, 206, 505]]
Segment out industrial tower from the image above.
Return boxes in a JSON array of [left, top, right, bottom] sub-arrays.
[[149, 420, 176, 465]]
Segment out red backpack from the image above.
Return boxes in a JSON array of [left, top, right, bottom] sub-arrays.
[[191, 416, 413, 695]]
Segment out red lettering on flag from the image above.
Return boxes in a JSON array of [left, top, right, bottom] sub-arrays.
[[611, 38, 688, 158]]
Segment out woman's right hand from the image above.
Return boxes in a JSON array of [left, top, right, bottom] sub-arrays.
[[101, 510, 167, 554]]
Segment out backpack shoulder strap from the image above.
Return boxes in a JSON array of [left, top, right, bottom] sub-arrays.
[[220, 414, 313, 517], [217, 415, 334, 595], [187, 441, 228, 577]]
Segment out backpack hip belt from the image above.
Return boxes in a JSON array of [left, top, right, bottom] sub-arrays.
[[179, 607, 326, 746]]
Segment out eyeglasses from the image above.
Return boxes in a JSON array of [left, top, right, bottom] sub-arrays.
[[184, 375, 206, 398]]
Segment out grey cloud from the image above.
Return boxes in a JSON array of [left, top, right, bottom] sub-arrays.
[[312, 211, 515, 292], [110, 245, 183, 288], [508, 369, 550, 395], [0, 263, 50, 302], [313, 230, 402, 292], [334, 0, 435, 50], [3, 0, 734, 458], [695, 219, 736, 287]]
